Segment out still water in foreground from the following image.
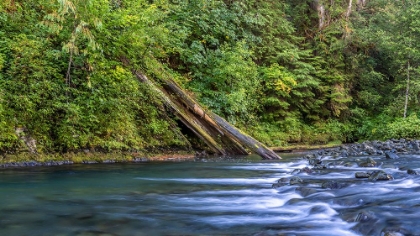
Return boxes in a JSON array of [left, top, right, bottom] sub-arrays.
[[0, 153, 420, 236]]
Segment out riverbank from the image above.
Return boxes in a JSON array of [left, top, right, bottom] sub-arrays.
[[1, 138, 419, 169], [0, 150, 195, 168]]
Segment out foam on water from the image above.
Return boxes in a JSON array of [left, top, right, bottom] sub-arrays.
[[134, 177, 280, 185], [1, 154, 420, 235]]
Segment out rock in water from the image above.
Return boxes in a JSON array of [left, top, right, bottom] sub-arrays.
[[358, 157, 377, 167], [407, 169, 419, 175], [289, 176, 303, 185], [322, 181, 347, 189], [355, 172, 370, 178], [411, 141, 420, 152], [296, 187, 317, 197], [368, 170, 393, 181], [385, 151, 400, 159], [300, 167, 313, 174]]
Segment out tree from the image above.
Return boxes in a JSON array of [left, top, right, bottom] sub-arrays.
[[365, 0, 420, 118]]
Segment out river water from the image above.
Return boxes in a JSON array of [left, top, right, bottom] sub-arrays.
[[0, 153, 420, 235]]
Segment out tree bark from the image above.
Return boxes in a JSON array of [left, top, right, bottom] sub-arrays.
[[135, 71, 228, 155], [154, 74, 280, 159], [404, 60, 410, 118], [210, 113, 282, 160], [134, 71, 281, 160], [310, 0, 326, 29], [356, 0, 366, 11], [346, 0, 353, 20]]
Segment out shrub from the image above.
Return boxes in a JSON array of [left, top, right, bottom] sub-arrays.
[[383, 114, 420, 139]]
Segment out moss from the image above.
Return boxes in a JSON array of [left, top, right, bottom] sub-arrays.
[[0, 149, 196, 166]]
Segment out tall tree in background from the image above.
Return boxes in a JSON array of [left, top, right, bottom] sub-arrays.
[[365, 0, 420, 118]]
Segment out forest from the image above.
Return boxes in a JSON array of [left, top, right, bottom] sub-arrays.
[[1, 0, 420, 155]]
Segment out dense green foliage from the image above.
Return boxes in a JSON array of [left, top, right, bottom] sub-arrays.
[[1, 0, 420, 153]]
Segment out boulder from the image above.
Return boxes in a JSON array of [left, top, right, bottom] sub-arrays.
[[362, 142, 376, 155], [358, 157, 376, 167], [411, 141, 420, 152], [381, 163, 396, 169], [368, 170, 393, 181], [355, 172, 370, 178], [407, 169, 419, 175], [322, 181, 347, 189], [341, 150, 348, 157], [385, 151, 400, 159], [289, 176, 303, 185]]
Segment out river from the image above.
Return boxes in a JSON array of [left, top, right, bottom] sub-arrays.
[[0, 153, 419, 235]]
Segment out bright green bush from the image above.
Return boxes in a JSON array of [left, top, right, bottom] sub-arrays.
[[383, 114, 420, 139]]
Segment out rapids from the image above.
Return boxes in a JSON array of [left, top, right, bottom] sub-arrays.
[[0, 153, 419, 235]]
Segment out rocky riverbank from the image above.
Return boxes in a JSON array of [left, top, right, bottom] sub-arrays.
[[272, 139, 420, 235], [272, 139, 420, 186], [1, 138, 420, 169]]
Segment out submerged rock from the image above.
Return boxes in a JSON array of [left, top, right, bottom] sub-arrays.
[[382, 227, 411, 236], [271, 183, 284, 188], [352, 210, 380, 235], [300, 167, 313, 174], [296, 187, 317, 197], [381, 163, 397, 169], [355, 211, 375, 222], [291, 169, 300, 175], [358, 162, 375, 167], [308, 158, 322, 166], [368, 170, 393, 181], [358, 157, 377, 167], [411, 141, 420, 152], [341, 150, 348, 157], [355, 172, 370, 178], [273, 178, 288, 188], [321, 181, 347, 189], [277, 177, 289, 184], [382, 231, 406, 236], [407, 169, 419, 175], [343, 162, 356, 167], [385, 151, 400, 159], [289, 176, 303, 185]]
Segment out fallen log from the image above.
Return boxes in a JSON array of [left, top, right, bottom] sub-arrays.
[[135, 71, 227, 155], [210, 113, 281, 160], [156, 75, 281, 159], [134, 71, 281, 160]]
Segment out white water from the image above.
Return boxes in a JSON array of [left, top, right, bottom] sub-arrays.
[[0, 154, 420, 235]]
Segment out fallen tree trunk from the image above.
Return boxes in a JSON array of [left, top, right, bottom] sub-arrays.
[[134, 71, 281, 160], [210, 113, 282, 160], [156, 74, 281, 159], [135, 71, 227, 155]]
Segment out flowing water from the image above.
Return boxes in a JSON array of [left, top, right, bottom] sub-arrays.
[[1, 153, 420, 235]]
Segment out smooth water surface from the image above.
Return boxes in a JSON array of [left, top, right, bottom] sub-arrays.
[[1, 153, 420, 235]]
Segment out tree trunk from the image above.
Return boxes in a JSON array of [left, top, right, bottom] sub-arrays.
[[135, 71, 228, 155], [310, 0, 326, 29], [404, 60, 410, 118], [345, 0, 353, 20], [356, 0, 366, 11], [210, 113, 282, 160], [134, 71, 281, 160]]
